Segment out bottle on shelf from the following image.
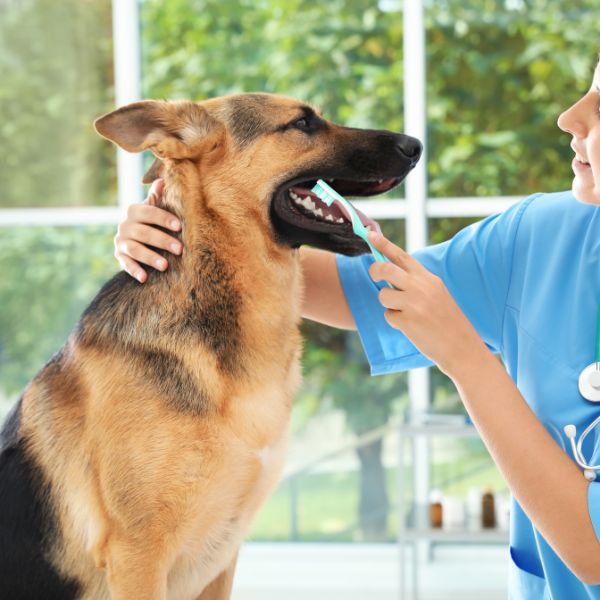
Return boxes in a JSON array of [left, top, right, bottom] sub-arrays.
[[429, 489, 443, 528], [481, 489, 496, 529]]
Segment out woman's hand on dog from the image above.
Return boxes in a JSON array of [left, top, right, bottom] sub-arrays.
[[114, 179, 182, 283]]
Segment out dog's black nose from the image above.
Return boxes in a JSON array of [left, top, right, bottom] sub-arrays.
[[396, 136, 423, 162]]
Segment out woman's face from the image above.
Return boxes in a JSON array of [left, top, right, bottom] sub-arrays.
[[557, 61, 600, 205]]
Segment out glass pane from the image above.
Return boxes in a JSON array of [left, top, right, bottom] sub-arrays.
[[251, 428, 413, 543], [0, 0, 116, 208], [140, 0, 407, 200], [0, 226, 117, 409], [426, 0, 598, 199], [431, 435, 509, 532]]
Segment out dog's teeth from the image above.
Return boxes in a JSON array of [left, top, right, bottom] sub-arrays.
[[313, 208, 323, 217], [336, 218, 344, 223], [325, 215, 334, 222]]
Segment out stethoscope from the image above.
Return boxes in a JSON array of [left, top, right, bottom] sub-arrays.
[[564, 303, 600, 481]]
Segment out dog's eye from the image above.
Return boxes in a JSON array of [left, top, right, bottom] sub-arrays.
[[278, 116, 315, 134], [293, 117, 310, 131]]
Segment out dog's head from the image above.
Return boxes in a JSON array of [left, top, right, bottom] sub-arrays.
[[95, 93, 421, 256]]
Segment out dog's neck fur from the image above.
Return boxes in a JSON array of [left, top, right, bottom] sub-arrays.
[[159, 162, 296, 286], [149, 163, 303, 388], [74, 160, 302, 415]]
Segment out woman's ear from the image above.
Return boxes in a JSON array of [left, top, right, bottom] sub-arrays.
[[94, 100, 224, 160]]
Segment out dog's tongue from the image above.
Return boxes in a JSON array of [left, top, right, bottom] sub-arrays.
[[290, 187, 382, 234], [344, 202, 382, 235]]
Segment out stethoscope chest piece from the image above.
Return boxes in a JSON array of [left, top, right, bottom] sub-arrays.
[[579, 363, 600, 402]]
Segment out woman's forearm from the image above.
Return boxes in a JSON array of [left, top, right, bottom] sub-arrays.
[[299, 247, 356, 330], [449, 346, 600, 584], [365, 231, 600, 584]]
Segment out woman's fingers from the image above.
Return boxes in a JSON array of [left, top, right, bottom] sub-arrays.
[[377, 287, 405, 311], [129, 223, 182, 255], [114, 179, 182, 283], [146, 178, 165, 206], [115, 237, 170, 272], [126, 203, 181, 232], [115, 252, 147, 283], [368, 260, 407, 290], [367, 231, 414, 270]]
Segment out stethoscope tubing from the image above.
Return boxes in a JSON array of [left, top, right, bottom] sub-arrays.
[[567, 415, 600, 472], [564, 301, 600, 480]]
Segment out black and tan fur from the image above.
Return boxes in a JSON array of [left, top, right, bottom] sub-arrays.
[[0, 93, 421, 600]]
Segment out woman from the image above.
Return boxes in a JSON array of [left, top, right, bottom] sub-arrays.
[[114, 62, 600, 597]]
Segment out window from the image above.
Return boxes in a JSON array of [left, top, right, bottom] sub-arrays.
[[1, 0, 597, 563], [0, 0, 116, 405]]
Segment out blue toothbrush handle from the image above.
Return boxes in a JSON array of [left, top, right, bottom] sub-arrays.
[[311, 179, 389, 263], [368, 243, 388, 263]]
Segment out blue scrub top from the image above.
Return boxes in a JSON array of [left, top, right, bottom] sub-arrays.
[[337, 191, 600, 598]]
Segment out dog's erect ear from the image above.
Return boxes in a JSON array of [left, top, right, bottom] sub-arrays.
[[142, 158, 164, 184], [94, 100, 224, 160]]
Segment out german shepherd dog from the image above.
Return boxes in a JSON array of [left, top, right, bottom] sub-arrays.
[[0, 93, 421, 600]]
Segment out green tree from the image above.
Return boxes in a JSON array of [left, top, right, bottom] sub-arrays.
[[0, 0, 115, 208], [0, 228, 116, 402]]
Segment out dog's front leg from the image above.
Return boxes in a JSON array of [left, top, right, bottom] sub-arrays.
[[104, 538, 169, 600], [195, 550, 239, 600]]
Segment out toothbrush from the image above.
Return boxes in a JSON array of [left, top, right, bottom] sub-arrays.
[[311, 179, 388, 263]]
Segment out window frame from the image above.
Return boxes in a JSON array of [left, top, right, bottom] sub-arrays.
[[0, 0, 520, 567]]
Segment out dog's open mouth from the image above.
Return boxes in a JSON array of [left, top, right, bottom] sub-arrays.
[[282, 176, 401, 234], [269, 172, 408, 254]]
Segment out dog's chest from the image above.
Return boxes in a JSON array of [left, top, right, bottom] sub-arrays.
[[167, 382, 295, 599], [167, 442, 289, 600], [222, 380, 295, 517], [169, 304, 303, 598]]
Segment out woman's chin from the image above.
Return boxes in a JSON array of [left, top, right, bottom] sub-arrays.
[[572, 178, 600, 205]]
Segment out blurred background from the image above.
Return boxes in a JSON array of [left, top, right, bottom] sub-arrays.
[[0, 0, 598, 598]]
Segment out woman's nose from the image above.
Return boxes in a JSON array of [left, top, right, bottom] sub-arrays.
[[557, 99, 587, 138]]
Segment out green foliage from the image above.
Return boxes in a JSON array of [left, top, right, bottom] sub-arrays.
[[300, 320, 408, 435], [140, 0, 598, 203], [0, 0, 116, 207], [0, 227, 117, 402], [426, 0, 599, 198], [141, 0, 405, 130]]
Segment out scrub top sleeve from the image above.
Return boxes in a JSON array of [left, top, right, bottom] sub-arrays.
[[336, 252, 433, 375], [336, 196, 536, 376]]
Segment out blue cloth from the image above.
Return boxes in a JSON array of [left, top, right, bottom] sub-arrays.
[[337, 191, 600, 598]]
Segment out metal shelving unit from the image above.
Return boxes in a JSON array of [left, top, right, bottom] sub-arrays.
[[395, 422, 509, 599]]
